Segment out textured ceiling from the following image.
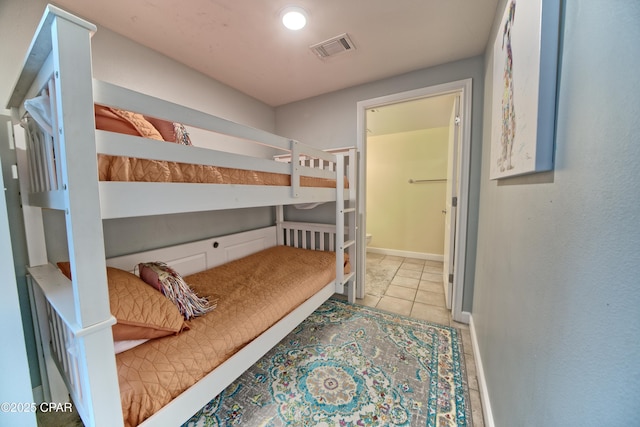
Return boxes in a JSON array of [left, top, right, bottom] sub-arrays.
[[366, 95, 457, 136], [54, 0, 498, 107]]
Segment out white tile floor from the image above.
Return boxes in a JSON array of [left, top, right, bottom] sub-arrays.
[[356, 252, 485, 427]]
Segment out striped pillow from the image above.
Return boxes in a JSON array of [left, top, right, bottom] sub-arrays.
[[138, 262, 216, 320]]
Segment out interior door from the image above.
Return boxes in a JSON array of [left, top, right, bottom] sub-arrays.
[[442, 96, 460, 309]]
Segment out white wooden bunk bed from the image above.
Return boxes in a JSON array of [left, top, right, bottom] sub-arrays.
[[7, 5, 357, 427]]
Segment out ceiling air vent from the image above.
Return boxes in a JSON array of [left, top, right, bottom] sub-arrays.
[[310, 33, 356, 59]]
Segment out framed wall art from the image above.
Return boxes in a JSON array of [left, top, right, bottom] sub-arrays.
[[490, 0, 561, 179]]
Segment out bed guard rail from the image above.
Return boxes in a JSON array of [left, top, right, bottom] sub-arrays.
[[18, 90, 346, 210], [27, 263, 121, 427]]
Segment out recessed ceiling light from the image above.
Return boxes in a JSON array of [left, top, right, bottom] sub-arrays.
[[281, 6, 307, 31]]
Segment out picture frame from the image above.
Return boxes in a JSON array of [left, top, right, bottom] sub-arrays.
[[489, 0, 561, 179]]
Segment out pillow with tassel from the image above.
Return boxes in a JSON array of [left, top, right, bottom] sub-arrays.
[[138, 262, 216, 320]]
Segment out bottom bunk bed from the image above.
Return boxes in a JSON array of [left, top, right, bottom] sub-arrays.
[[28, 223, 353, 427]]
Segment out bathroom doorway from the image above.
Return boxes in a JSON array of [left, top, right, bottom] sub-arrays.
[[356, 79, 472, 323]]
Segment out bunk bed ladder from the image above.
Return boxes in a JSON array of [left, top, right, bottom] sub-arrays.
[[275, 148, 357, 303], [335, 150, 357, 303]]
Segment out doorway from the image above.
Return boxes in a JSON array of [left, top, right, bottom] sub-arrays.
[[356, 79, 472, 323]]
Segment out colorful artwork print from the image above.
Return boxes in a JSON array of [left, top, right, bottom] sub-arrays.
[[498, 0, 516, 173], [489, 0, 559, 179]]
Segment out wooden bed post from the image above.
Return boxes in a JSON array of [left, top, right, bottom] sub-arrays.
[[347, 148, 360, 299], [336, 152, 357, 303], [290, 140, 301, 198], [276, 205, 285, 245], [47, 8, 123, 426]]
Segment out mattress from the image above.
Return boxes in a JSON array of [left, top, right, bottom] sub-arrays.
[[116, 245, 341, 427], [25, 102, 348, 188], [98, 154, 345, 188]]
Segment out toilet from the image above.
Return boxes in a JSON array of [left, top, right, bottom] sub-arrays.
[[366, 233, 372, 246]]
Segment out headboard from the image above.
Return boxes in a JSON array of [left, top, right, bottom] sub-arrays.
[[106, 226, 277, 275]]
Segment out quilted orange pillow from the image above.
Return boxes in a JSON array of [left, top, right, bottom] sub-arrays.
[[95, 105, 163, 141], [143, 116, 193, 146], [57, 262, 187, 340], [143, 115, 177, 142], [94, 104, 141, 137], [95, 104, 193, 146]]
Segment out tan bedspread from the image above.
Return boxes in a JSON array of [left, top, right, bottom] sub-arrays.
[[98, 155, 346, 188], [117, 246, 340, 427]]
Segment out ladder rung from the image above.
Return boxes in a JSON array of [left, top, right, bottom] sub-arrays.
[[336, 272, 356, 287], [343, 207, 356, 213], [342, 239, 355, 249]]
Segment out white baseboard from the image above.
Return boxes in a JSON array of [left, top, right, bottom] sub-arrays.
[[458, 310, 471, 325], [366, 247, 443, 262], [469, 315, 495, 427]]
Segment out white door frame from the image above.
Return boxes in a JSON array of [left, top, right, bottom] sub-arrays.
[[443, 95, 461, 309], [356, 78, 472, 323]]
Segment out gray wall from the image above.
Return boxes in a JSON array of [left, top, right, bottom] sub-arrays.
[[472, 1, 640, 425], [0, 116, 37, 426], [0, 115, 40, 389], [276, 56, 485, 312]]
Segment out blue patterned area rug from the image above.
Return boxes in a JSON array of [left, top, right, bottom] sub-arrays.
[[183, 298, 472, 427]]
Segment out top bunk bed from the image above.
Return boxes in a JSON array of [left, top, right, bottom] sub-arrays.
[[7, 5, 355, 220]]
